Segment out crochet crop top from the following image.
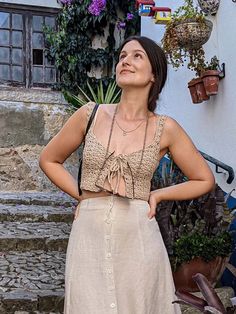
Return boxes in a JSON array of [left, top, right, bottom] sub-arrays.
[[80, 103, 167, 201]]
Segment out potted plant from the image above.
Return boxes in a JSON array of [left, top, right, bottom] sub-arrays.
[[201, 56, 220, 96], [162, 0, 213, 71], [152, 156, 233, 292], [187, 55, 221, 103], [188, 77, 209, 103]]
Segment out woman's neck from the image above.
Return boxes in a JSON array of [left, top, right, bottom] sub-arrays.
[[117, 90, 150, 120]]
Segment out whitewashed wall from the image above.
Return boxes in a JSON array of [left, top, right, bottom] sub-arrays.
[[142, 0, 236, 199], [0, 0, 61, 8]]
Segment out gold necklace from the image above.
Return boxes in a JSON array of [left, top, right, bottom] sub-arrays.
[[115, 118, 145, 136]]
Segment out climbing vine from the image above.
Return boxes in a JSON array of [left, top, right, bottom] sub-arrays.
[[44, 0, 140, 94]]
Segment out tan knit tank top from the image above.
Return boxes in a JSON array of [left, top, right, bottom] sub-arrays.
[[80, 103, 167, 201]]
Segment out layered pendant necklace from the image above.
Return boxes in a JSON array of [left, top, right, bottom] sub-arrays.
[[115, 113, 147, 136]]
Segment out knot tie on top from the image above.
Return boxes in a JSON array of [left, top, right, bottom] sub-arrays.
[[107, 155, 128, 194]]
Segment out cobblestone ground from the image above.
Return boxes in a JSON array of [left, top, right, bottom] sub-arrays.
[[0, 192, 76, 314]]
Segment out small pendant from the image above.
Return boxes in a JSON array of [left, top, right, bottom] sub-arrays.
[[123, 131, 127, 136]]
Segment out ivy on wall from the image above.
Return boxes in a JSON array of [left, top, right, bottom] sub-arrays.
[[44, 0, 140, 94]]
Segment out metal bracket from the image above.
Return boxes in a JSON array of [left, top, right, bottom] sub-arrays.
[[218, 62, 225, 80]]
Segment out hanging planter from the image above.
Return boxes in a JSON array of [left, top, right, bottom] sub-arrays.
[[197, 0, 220, 15], [162, 0, 213, 71], [174, 18, 213, 50]]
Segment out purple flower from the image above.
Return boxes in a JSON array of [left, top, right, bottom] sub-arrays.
[[59, 0, 72, 5], [88, 0, 106, 16], [117, 21, 126, 30], [126, 13, 134, 20]]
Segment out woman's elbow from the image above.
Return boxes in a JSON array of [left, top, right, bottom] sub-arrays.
[[205, 172, 216, 193], [38, 147, 50, 172]]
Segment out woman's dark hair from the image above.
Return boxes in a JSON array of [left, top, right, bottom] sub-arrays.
[[118, 36, 167, 112]]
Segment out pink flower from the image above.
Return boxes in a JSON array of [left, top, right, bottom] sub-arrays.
[[88, 0, 106, 16], [117, 21, 126, 30], [126, 13, 134, 20]]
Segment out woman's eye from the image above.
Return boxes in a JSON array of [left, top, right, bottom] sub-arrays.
[[134, 53, 142, 58], [119, 55, 125, 60]]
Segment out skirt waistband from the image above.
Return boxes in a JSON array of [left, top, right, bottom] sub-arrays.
[[79, 195, 148, 211]]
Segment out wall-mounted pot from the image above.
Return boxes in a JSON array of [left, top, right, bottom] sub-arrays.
[[198, 0, 220, 15]]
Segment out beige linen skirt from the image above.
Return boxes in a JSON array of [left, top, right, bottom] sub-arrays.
[[64, 195, 181, 314]]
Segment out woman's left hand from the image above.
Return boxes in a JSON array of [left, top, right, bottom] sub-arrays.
[[148, 190, 163, 219]]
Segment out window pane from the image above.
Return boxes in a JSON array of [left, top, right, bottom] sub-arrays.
[[12, 65, 23, 82], [12, 48, 22, 64], [12, 14, 23, 30], [0, 47, 10, 63], [0, 30, 10, 45], [45, 55, 54, 66], [45, 67, 55, 83], [0, 12, 10, 29], [33, 49, 43, 65], [45, 17, 55, 28], [12, 31, 23, 46], [32, 33, 44, 49], [0, 64, 10, 80], [33, 66, 43, 82], [33, 16, 43, 31]]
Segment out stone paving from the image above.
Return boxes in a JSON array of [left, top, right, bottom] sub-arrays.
[[0, 192, 76, 313]]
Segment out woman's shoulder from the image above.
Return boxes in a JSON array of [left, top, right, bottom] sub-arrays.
[[154, 113, 182, 132]]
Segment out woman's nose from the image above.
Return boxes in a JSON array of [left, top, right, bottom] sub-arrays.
[[122, 55, 131, 66]]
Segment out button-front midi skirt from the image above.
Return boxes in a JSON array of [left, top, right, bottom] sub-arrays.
[[64, 195, 181, 314]]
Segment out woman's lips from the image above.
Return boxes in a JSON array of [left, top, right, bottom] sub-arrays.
[[120, 70, 134, 74]]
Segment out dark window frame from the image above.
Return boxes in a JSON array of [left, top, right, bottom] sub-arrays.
[[0, 4, 60, 88]]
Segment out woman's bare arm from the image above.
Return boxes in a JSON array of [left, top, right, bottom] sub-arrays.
[[39, 103, 90, 201], [148, 117, 215, 218]]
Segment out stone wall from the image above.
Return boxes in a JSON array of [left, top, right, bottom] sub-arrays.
[[0, 87, 78, 192]]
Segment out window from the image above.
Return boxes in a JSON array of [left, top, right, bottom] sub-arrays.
[[0, 6, 57, 88]]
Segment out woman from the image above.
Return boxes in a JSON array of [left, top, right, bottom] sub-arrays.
[[39, 36, 215, 314]]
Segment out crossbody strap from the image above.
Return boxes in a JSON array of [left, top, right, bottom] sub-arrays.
[[85, 103, 99, 136], [77, 103, 99, 195]]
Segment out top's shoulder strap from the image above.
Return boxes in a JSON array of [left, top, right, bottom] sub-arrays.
[[155, 115, 167, 146]]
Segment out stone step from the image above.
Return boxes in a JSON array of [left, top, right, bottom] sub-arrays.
[[0, 192, 77, 207], [0, 250, 65, 313], [0, 204, 74, 223], [0, 222, 71, 251]]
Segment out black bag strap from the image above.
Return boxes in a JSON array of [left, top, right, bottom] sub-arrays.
[[85, 102, 99, 137], [77, 103, 99, 195]]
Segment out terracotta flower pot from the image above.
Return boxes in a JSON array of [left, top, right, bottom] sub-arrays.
[[173, 256, 228, 292], [188, 79, 202, 104], [195, 77, 210, 101], [201, 70, 220, 96]]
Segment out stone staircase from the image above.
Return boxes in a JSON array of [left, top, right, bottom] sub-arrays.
[[0, 192, 76, 314]]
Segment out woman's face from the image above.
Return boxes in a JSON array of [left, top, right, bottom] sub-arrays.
[[116, 40, 154, 89]]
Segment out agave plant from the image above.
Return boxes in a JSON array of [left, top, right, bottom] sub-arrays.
[[64, 79, 121, 110]]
